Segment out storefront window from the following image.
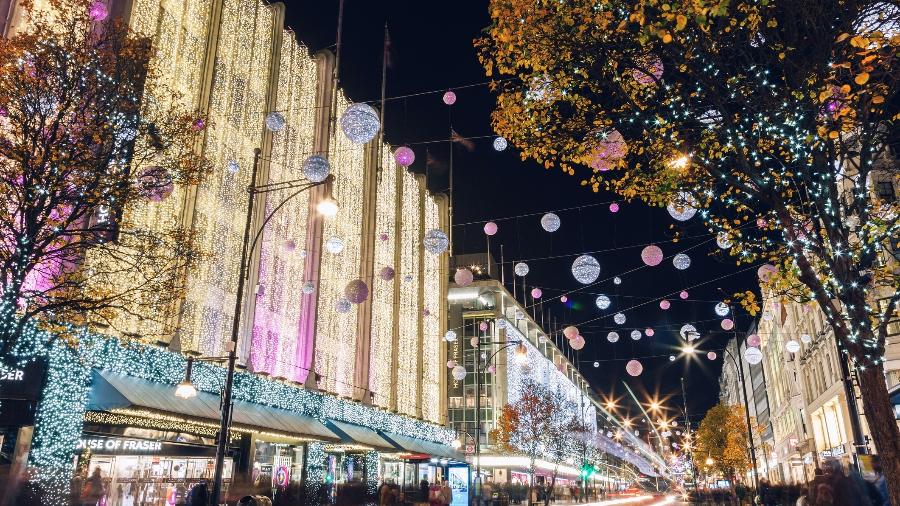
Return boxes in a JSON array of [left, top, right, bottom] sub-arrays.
[[252, 441, 303, 489]]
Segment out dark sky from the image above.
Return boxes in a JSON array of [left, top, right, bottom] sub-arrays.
[[284, 0, 759, 432]]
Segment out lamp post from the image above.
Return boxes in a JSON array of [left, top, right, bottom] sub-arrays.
[[174, 148, 332, 506], [471, 336, 527, 504]]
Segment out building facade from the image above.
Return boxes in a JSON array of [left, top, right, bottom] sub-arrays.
[[0, 1, 457, 504]]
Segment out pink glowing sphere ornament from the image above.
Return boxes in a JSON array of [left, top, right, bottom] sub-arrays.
[[447, 360, 457, 369], [721, 318, 734, 330], [394, 146, 415, 166], [757, 264, 778, 281], [747, 334, 762, 347], [379, 232, 389, 242], [479, 321, 488, 331], [641, 245, 664, 266], [470, 337, 479, 347], [442, 91, 457, 105], [632, 55, 664, 85], [88, 1, 108, 21], [679, 290, 689, 300], [707, 351, 717, 361], [587, 129, 628, 171], [379, 266, 395, 281], [487, 365, 497, 374], [560, 295, 568, 303], [609, 202, 620, 213], [563, 326, 580, 339], [660, 300, 671, 310], [137, 166, 174, 202], [625, 360, 644, 377], [423, 308, 431, 317], [344, 279, 369, 304], [454, 268, 474, 287], [645, 328, 655, 337], [192, 118, 206, 131], [483, 221, 498, 236], [531, 288, 542, 299], [570, 335, 585, 350], [283, 240, 296, 252]]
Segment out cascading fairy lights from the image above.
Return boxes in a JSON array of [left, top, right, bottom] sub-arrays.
[[314, 94, 366, 398], [368, 151, 398, 408], [421, 195, 442, 422], [250, 32, 318, 380], [179, 0, 275, 356], [365, 451, 380, 495], [396, 171, 422, 416]]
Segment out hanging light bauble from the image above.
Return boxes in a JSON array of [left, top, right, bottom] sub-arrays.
[[394, 146, 415, 167], [514, 262, 530, 277], [587, 129, 628, 172], [283, 240, 297, 252], [714, 302, 729, 316], [570, 335, 585, 350], [470, 337, 479, 347], [447, 360, 457, 369], [301, 281, 315, 295], [137, 166, 174, 202], [403, 274, 413, 283], [479, 321, 488, 331], [325, 236, 344, 254], [335, 297, 352, 313], [631, 54, 664, 84], [613, 276, 622, 285], [340, 103, 381, 144], [487, 364, 497, 374], [451, 365, 467, 381], [673, 253, 691, 270], [497, 319, 506, 330], [379, 266, 395, 281], [625, 360, 644, 377], [444, 330, 458, 342], [744, 347, 763, 365], [614, 313, 626, 325], [484, 221, 498, 236], [669, 355, 676, 361], [344, 279, 369, 304], [88, 1, 108, 21], [571, 255, 601, 284], [707, 351, 717, 361], [679, 324, 698, 340], [379, 232, 389, 242], [641, 245, 664, 266], [540, 213, 561, 232], [226, 159, 240, 173], [302, 155, 330, 183], [454, 268, 474, 287], [265, 111, 286, 132], [762, 310, 774, 321], [609, 202, 620, 213], [442, 91, 457, 105], [785, 340, 801, 353], [747, 334, 762, 347], [721, 318, 734, 330], [716, 232, 733, 250], [595, 295, 611, 310], [560, 295, 568, 303], [645, 328, 655, 337], [757, 264, 778, 281], [660, 300, 671, 310], [493, 136, 508, 151], [563, 326, 580, 339], [531, 288, 542, 299], [593, 361, 599, 368], [666, 192, 698, 221], [679, 290, 689, 299], [800, 333, 812, 344], [630, 330, 642, 340], [423, 229, 449, 254]]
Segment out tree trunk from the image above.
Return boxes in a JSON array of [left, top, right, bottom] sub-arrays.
[[856, 363, 900, 506], [543, 467, 557, 506]]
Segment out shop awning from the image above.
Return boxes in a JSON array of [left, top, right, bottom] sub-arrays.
[[325, 420, 397, 451], [379, 431, 463, 461], [87, 371, 339, 442]]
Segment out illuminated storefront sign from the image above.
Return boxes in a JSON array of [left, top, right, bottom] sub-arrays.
[[1, 369, 24, 381], [76, 437, 162, 452]]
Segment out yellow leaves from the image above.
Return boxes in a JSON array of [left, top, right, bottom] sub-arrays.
[[778, 52, 785, 60], [766, 18, 777, 28], [855, 72, 870, 85], [659, 30, 673, 43], [675, 14, 687, 30], [836, 33, 850, 43], [828, 131, 839, 139], [840, 84, 851, 94], [850, 36, 870, 48], [872, 95, 885, 104]]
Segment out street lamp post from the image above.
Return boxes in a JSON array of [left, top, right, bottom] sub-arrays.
[[174, 148, 332, 506], [471, 337, 527, 504]]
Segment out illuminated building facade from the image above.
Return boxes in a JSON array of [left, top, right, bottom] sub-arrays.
[[0, 0, 455, 503]]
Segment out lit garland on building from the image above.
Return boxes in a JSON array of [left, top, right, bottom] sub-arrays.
[[304, 442, 327, 491], [369, 152, 398, 408], [396, 171, 423, 417], [421, 195, 442, 422], [250, 32, 318, 380], [365, 451, 380, 495]]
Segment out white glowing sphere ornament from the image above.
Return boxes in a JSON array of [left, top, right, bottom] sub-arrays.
[[572, 255, 601, 284], [614, 313, 626, 325], [325, 236, 344, 254], [451, 365, 467, 381], [423, 229, 449, 254], [340, 103, 381, 144], [493, 136, 508, 151], [744, 347, 763, 365], [595, 295, 611, 310], [302, 155, 330, 183], [666, 192, 698, 221], [444, 330, 457, 342], [514, 262, 530, 277], [715, 302, 729, 316], [673, 253, 691, 270], [630, 330, 642, 340], [785, 340, 801, 353], [540, 213, 561, 232], [607, 332, 620, 343], [265, 111, 286, 132], [335, 297, 352, 313]]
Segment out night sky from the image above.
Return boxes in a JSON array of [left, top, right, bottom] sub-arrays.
[[284, 0, 759, 431]]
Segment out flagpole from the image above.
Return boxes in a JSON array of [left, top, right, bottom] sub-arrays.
[[378, 23, 388, 180]]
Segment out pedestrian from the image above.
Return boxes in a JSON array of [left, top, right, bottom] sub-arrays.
[[420, 478, 431, 504], [186, 480, 208, 506], [824, 458, 870, 506], [378, 481, 391, 506], [80, 467, 105, 506], [736, 482, 748, 505], [440, 479, 453, 506], [871, 460, 889, 506]]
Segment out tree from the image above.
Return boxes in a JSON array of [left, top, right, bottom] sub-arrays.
[[478, 1, 900, 500], [491, 378, 575, 505], [695, 404, 750, 482], [0, 0, 209, 359]]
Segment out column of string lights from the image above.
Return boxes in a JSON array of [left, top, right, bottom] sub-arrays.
[[249, 34, 317, 380], [396, 170, 422, 417], [368, 151, 398, 408], [180, 0, 273, 355], [81, 0, 212, 340], [314, 94, 365, 398], [420, 195, 442, 423]]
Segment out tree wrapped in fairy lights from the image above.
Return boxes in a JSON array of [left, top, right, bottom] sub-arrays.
[[0, 0, 209, 360], [479, 0, 900, 498]]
